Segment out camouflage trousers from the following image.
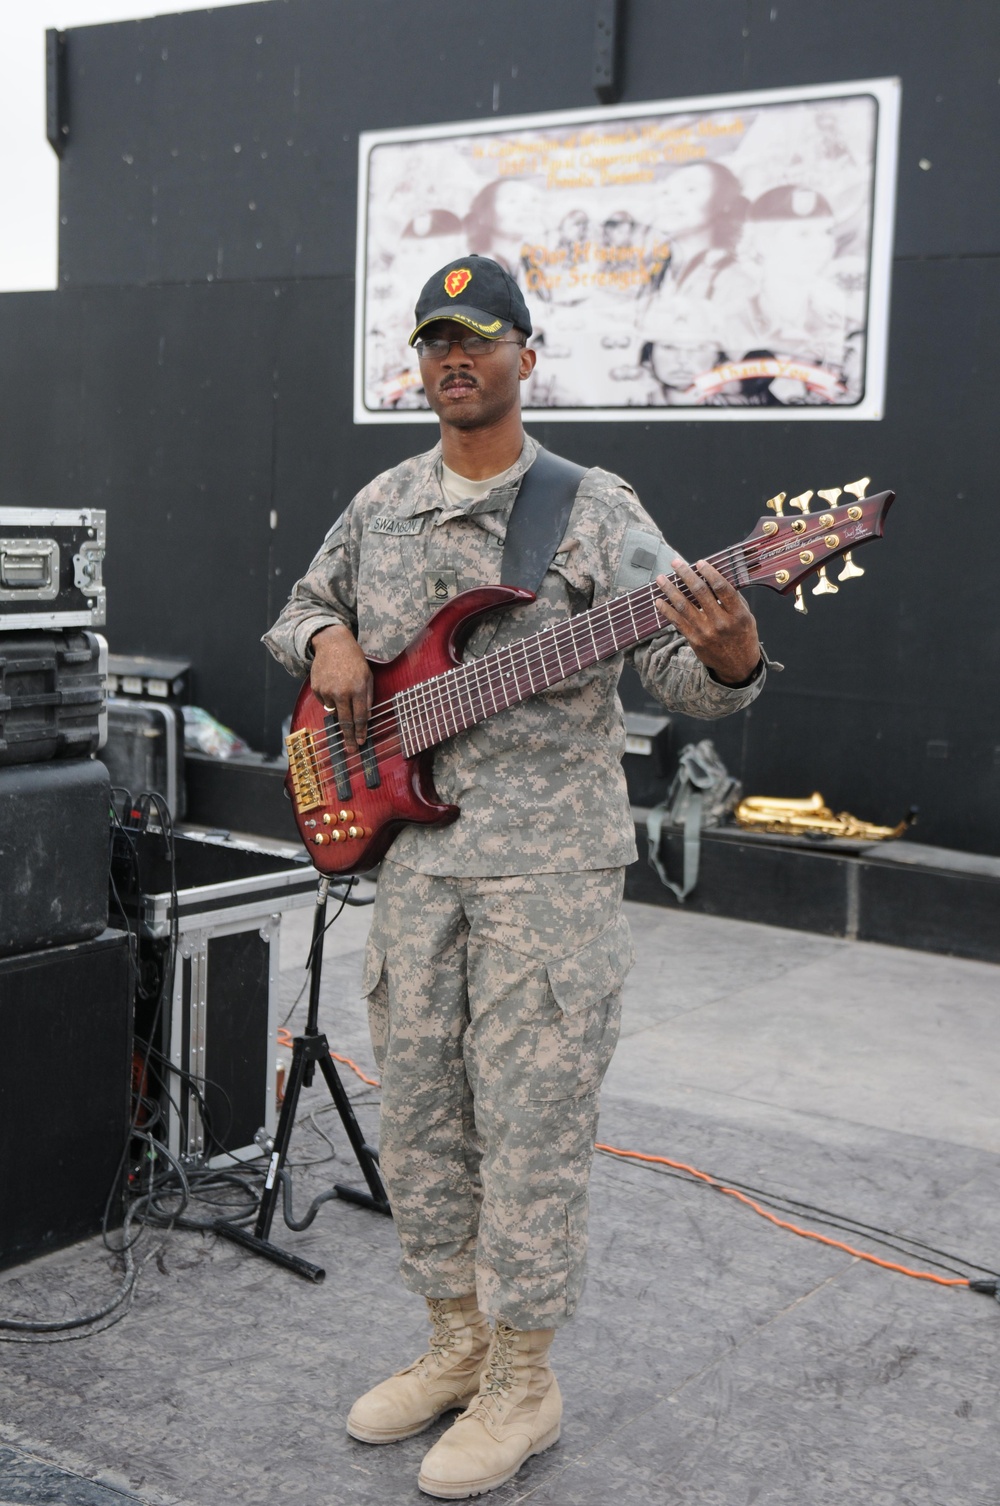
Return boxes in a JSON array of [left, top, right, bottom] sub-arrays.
[[361, 860, 635, 1330]]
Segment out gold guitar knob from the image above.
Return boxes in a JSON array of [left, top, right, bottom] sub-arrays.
[[811, 566, 839, 596], [843, 476, 871, 500], [788, 490, 814, 514], [794, 585, 809, 615], [816, 487, 842, 507], [837, 551, 865, 582], [766, 492, 786, 517]]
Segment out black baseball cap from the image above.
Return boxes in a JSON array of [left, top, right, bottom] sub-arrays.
[[408, 254, 533, 346]]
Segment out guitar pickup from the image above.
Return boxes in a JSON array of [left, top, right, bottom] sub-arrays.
[[324, 714, 353, 801], [360, 738, 381, 790]]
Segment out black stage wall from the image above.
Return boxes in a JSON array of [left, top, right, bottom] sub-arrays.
[[1, 0, 998, 853]]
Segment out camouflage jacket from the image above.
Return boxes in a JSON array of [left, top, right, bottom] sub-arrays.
[[263, 433, 764, 876]]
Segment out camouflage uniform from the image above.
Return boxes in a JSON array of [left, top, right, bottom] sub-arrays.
[[264, 433, 763, 1325]]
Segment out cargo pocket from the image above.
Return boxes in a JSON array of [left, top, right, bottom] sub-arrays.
[[529, 912, 635, 1102], [360, 937, 389, 1072]]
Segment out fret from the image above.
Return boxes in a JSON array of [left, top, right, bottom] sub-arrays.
[[585, 613, 599, 663], [433, 673, 454, 741], [418, 677, 439, 746], [625, 591, 640, 643], [443, 672, 461, 737], [565, 619, 584, 673], [396, 693, 413, 759], [522, 634, 540, 694], [406, 574, 696, 753], [538, 625, 561, 687], [455, 663, 476, 730], [411, 681, 429, 750]]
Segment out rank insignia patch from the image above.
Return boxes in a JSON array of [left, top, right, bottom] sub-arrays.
[[444, 267, 472, 298], [425, 570, 459, 601]]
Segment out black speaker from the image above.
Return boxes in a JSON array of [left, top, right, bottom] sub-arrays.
[[0, 929, 132, 1272]]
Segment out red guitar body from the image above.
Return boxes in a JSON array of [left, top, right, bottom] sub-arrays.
[[285, 585, 533, 876]]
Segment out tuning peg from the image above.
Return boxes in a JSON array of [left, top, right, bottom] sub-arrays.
[[837, 551, 865, 581], [788, 491, 814, 514], [793, 585, 809, 614], [842, 477, 871, 500], [816, 487, 842, 506], [811, 566, 839, 596], [766, 492, 786, 517]]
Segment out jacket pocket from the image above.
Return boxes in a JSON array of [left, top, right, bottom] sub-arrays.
[[529, 913, 635, 1101]]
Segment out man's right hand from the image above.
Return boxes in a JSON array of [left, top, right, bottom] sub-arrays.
[[309, 624, 373, 750]]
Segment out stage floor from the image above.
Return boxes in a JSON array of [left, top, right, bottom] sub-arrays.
[[1, 893, 998, 1506]]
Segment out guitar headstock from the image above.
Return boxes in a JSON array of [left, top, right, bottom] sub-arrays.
[[741, 478, 894, 613]]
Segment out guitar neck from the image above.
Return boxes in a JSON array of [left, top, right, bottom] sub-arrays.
[[395, 544, 748, 757]]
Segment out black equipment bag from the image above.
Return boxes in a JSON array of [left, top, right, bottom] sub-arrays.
[[0, 630, 106, 767]]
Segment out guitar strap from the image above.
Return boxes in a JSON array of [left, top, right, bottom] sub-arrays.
[[500, 447, 588, 594]]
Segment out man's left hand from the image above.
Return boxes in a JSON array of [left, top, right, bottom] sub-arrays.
[[654, 559, 761, 686]]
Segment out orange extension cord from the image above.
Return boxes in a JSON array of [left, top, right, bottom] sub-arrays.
[[595, 1142, 972, 1288], [276, 1027, 381, 1089], [276, 1028, 977, 1290]]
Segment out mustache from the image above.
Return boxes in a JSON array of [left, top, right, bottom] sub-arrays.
[[439, 373, 480, 390]]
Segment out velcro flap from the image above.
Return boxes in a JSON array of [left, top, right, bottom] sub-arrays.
[[545, 913, 636, 1014], [613, 527, 676, 593]]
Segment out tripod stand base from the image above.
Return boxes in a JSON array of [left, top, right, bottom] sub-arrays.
[[214, 1220, 326, 1283], [336, 1183, 392, 1214]]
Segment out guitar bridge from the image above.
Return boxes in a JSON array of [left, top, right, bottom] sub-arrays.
[[285, 728, 323, 813]]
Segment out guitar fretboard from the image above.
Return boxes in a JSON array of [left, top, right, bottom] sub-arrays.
[[394, 552, 746, 757]]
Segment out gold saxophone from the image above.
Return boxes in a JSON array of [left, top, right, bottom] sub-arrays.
[[735, 792, 915, 841]]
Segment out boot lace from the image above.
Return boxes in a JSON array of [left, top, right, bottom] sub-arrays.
[[467, 1319, 515, 1414], [426, 1298, 461, 1360]]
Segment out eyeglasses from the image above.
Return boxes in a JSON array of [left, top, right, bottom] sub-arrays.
[[414, 334, 523, 360]]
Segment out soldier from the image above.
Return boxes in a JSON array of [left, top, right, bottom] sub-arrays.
[[264, 254, 765, 1499]]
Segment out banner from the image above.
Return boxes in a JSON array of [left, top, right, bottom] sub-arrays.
[[355, 79, 899, 423]]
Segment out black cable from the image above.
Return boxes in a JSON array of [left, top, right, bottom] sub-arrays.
[[595, 1149, 999, 1281], [280, 877, 363, 1027]]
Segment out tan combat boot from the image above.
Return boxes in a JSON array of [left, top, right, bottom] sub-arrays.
[[347, 1294, 491, 1444], [417, 1320, 561, 1498]]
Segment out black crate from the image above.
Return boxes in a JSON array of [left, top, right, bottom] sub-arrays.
[[0, 508, 105, 630], [0, 758, 110, 956], [0, 928, 132, 1271], [0, 630, 106, 766]]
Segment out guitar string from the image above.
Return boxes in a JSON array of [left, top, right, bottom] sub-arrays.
[[300, 536, 757, 762], [303, 579, 669, 769], [302, 577, 715, 797], [303, 542, 793, 788], [300, 519, 869, 792], [302, 539, 759, 769], [300, 508, 860, 764]]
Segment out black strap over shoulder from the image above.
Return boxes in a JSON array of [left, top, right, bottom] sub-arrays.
[[500, 447, 588, 595]]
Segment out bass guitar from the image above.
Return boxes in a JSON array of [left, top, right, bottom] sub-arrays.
[[285, 478, 894, 876]]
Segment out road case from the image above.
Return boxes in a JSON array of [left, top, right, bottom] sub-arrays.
[[114, 829, 318, 1167], [0, 508, 106, 630]]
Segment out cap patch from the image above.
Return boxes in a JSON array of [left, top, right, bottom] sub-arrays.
[[444, 267, 472, 298]]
